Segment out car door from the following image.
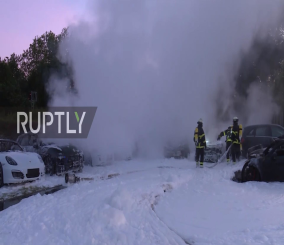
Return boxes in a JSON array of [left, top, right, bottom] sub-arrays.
[[245, 125, 271, 152], [254, 125, 272, 148], [242, 127, 255, 154]]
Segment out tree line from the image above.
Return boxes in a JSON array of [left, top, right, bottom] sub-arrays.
[[235, 27, 284, 110], [214, 25, 284, 124], [0, 28, 74, 109]]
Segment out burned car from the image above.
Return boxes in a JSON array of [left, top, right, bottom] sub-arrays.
[[204, 141, 224, 163], [241, 124, 284, 158], [241, 137, 284, 182], [16, 133, 84, 175], [164, 143, 190, 159]]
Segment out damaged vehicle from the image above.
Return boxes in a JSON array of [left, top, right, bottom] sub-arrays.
[[0, 139, 45, 187], [164, 142, 190, 159], [241, 124, 284, 158], [204, 141, 224, 163], [240, 137, 284, 182], [16, 133, 84, 176]]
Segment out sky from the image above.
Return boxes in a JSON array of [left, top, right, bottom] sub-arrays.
[[0, 0, 87, 58]]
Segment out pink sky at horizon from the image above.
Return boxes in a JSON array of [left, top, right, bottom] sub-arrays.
[[0, 0, 88, 58]]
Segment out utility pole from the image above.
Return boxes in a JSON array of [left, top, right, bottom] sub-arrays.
[[29, 91, 37, 110]]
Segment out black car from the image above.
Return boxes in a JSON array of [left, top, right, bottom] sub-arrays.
[[241, 137, 284, 182], [16, 132, 84, 175], [241, 124, 284, 158]]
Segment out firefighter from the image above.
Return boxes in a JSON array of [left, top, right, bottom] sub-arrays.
[[217, 126, 232, 162], [230, 117, 242, 163], [193, 118, 206, 168]]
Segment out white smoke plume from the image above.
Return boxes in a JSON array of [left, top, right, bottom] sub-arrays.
[[49, 0, 284, 157], [243, 82, 279, 125]]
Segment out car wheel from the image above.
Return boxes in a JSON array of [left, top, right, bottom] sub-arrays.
[[0, 164, 3, 188], [248, 167, 261, 181], [242, 162, 260, 182]]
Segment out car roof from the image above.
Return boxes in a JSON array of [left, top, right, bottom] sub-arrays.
[[16, 132, 38, 140], [18, 132, 38, 136], [243, 124, 284, 130], [0, 139, 19, 144], [0, 139, 24, 151]]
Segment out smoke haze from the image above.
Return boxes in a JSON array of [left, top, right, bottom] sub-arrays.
[[50, 0, 284, 157]]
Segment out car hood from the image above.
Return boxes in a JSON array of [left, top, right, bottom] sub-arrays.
[[165, 144, 188, 150], [207, 141, 223, 148], [248, 149, 265, 159], [58, 144, 81, 156], [2, 151, 43, 167], [41, 144, 62, 151]]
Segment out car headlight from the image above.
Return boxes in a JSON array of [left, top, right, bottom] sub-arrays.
[[5, 156, 18, 165], [37, 155, 44, 163]]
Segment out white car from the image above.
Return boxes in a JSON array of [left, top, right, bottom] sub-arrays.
[[0, 139, 45, 187]]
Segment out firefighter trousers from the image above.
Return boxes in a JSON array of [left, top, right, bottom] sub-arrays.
[[226, 141, 232, 160], [231, 143, 240, 162], [195, 148, 204, 164]]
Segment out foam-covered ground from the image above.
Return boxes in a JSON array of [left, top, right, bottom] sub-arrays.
[[1, 159, 284, 245]]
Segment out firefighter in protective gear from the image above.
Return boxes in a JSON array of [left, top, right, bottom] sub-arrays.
[[217, 126, 232, 162], [229, 117, 242, 163], [193, 118, 207, 168]]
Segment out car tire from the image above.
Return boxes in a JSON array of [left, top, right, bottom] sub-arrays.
[[0, 164, 3, 188], [242, 162, 261, 182]]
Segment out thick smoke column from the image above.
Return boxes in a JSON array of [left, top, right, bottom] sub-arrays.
[[51, 0, 284, 157]]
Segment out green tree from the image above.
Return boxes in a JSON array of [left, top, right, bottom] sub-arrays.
[[0, 54, 28, 107], [17, 28, 74, 108]]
